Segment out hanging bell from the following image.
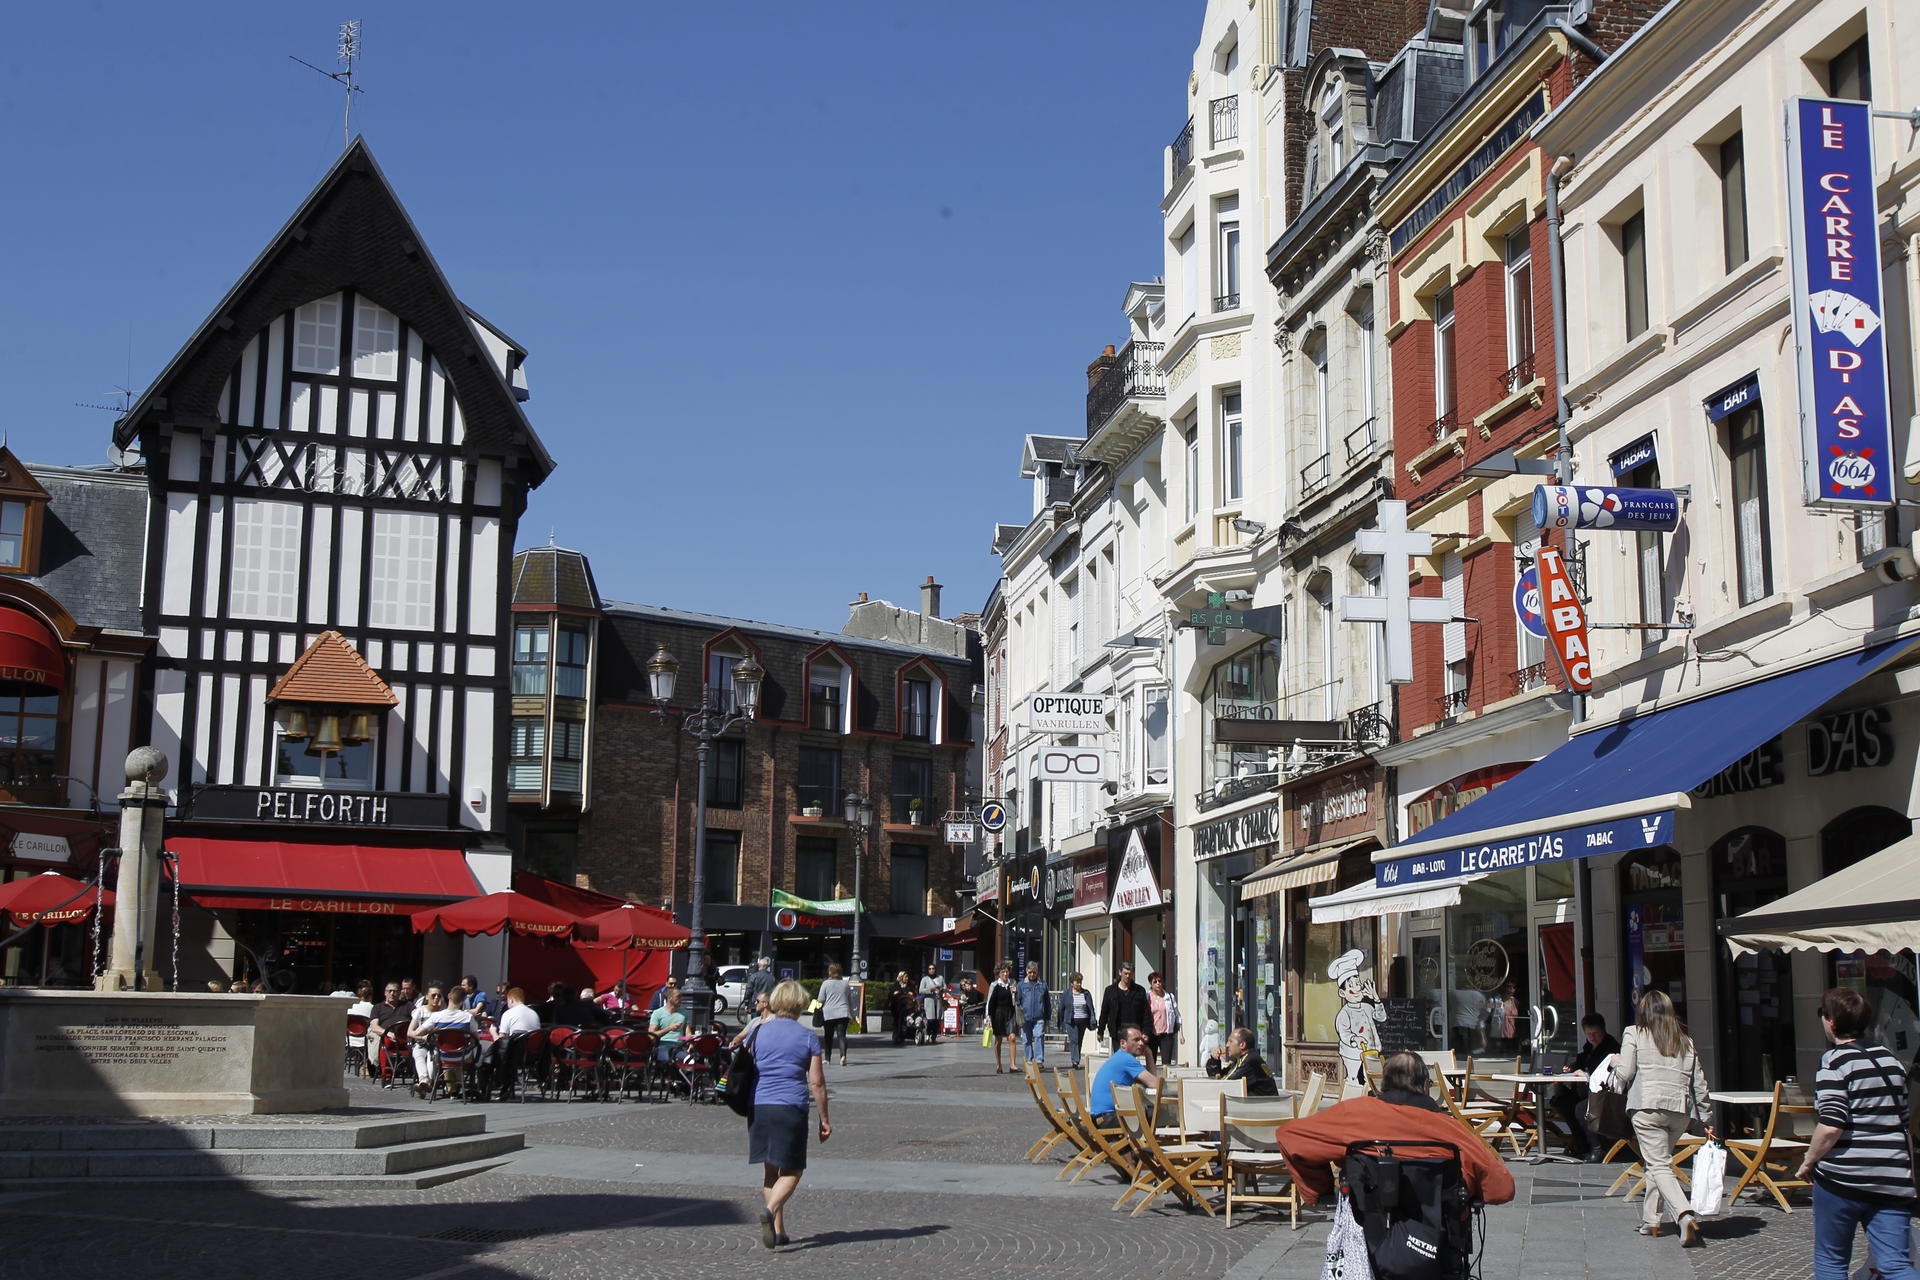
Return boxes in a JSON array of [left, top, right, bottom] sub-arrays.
[[307, 713, 344, 756], [281, 706, 311, 741], [342, 711, 374, 745]]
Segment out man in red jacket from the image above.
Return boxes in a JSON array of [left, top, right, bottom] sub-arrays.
[[1277, 1051, 1516, 1206]]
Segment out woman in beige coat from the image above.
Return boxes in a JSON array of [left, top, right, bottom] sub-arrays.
[[1610, 990, 1717, 1247]]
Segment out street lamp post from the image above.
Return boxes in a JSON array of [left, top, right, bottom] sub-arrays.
[[648, 644, 762, 1033], [841, 792, 874, 979]]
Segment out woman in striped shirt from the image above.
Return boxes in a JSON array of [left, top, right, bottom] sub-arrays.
[[1797, 986, 1916, 1280]]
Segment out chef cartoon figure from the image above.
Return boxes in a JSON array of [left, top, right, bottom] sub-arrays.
[[1330, 948, 1385, 1085]]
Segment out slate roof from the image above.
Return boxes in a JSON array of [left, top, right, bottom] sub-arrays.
[[268, 630, 399, 706], [511, 546, 601, 611], [24, 464, 150, 633], [114, 139, 553, 484]]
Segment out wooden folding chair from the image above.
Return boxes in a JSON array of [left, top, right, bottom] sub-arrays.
[[1223, 1094, 1304, 1228], [1112, 1084, 1227, 1216], [1466, 1056, 1528, 1155], [1725, 1081, 1815, 1212], [1176, 1077, 1245, 1142], [1363, 1052, 1386, 1097], [1441, 1079, 1507, 1155], [1021, 1061, 1076, 1164], [1049, 1069, 1113, 1182], [1417, 1048, 1459, 1076], [1295, 1070, 1327, 1114], [1063, 1082, 1139, 1182]]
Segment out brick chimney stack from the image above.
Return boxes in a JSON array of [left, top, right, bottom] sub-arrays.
[[1086, 345, 1118, 392], [921, 576, 942, 619]]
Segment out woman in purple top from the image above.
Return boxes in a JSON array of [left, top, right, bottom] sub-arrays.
[[747, 979, 832, 1249]]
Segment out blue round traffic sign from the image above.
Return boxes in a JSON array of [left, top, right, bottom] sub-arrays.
[[979, 802, 1007, 833]]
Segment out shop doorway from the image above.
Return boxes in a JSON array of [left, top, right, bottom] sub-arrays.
[[1619, 847, 1684, 1026], [1531, 861, 1578, 1060], [1713, 827, 1793, 1091]]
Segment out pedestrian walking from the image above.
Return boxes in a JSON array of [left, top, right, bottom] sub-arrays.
[[1796, 986, 1916, 1280], [1016, 962, 1049, 1068], [744, 956, 776, 1011], [1146, 971, 1182, 1069], [888, 971, 916, 1046], [818, 963, 852, 1067], [987, 963, 1019, 1073], [746, 979, 831, 1250], [1097, 964, 1150, 1051], [1610, 989, 1715, 1247], [1064, 972, 1094, 1068]]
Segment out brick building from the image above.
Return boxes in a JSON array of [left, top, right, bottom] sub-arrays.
[[507, 546, 979, 985]]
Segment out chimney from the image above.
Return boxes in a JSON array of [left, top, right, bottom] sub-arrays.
[[1086, 345, 1119, 392], [921, 576, 942, 619], [850, 591, 869, 608]]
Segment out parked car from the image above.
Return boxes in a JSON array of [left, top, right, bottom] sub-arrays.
[[712, 966, 749, 1014]]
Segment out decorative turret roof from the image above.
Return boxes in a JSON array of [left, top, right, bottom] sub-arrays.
[[511, 545, 601, 613]]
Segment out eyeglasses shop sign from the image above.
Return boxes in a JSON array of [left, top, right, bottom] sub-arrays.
[[1193, 804, 1278, 861], [1022, 693, 1111, 735]]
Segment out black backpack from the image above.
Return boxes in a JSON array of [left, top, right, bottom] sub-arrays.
[[1342, 1140, 1478, 1280], [718, 1026, 759, 1117]]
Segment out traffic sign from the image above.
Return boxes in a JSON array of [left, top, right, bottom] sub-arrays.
[[979, 801, 1007, 832]]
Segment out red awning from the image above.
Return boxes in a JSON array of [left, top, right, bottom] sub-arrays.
[[0, 609, 64, 690], [169, 836, 480, 916]]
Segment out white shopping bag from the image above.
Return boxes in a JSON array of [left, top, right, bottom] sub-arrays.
[[1322, 1193, 1376, 1280], [1688, 1139, 1727, 1219]]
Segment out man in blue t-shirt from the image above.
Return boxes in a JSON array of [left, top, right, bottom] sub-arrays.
[[1089, 1024, 1161, 1123]]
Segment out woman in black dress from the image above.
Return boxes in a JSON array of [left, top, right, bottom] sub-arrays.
[[987, 962, 1018, 1074]]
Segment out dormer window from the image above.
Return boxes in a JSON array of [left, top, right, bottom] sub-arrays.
[[903, 679, 933, 740], [0, 449, 54, 576], [809, 659, 850, 733], [1320, 80, 1348, 183]]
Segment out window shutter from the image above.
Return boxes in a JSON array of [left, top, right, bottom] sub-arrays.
[[1442, 552, 1465, 664]]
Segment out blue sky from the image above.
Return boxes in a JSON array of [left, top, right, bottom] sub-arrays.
[[5, 3, 1202, 632]]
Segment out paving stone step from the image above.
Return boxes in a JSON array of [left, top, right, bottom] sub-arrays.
[[0, 1129, 522, 1179], [0, 1155, 516, 1192], [0, 1111, 487, 1152]]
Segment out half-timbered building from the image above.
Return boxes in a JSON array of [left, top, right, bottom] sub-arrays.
[[111, 140, 554, 991]]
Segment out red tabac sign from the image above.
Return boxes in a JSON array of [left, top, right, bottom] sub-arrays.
[[1535, 546, 1592, 693]]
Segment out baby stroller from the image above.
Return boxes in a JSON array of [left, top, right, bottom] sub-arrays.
[[1340, 1139, 1482, 1280]]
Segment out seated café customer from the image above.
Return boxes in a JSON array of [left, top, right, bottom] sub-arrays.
[[1552, 1012, 1621, 1161], [1277, 1051, 1516, 1206], [407, 984, 474, 1098], [1088, 1025, 1163, 1124], [597, 980, 639, 1018], [650, 986, 689, 1067], [477, 987, 541, 1100], [1205, 1026, 1279, 1096]]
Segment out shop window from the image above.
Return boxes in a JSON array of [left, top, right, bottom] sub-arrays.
[[1821, 807, 1916, 1056], [1712, 827, 1791, 1090], [1447, 873, 1528, 1057], [512, 625, 549, 695], [0, 687, 58, 803], [1296, 912, 1375, 1047], [1619, 847, 1683, 1026], [795, 835, 837, 901], [889, 846, 927, 915]]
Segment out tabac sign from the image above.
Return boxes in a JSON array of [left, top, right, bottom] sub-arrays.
[[1535, 546, 1591, 694], [1786, 97, 1895, 506]]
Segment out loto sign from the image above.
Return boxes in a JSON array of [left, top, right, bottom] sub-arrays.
[[1534, 546, 1591, 693]]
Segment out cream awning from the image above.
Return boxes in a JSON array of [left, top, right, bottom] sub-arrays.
[[1238, 839, 1374, 900], [1309, 873, 1486, 924], [1720, 835, 1920, 956]]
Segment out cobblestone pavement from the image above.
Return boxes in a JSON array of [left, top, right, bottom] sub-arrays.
[[0, 1034, 1858, 1279]]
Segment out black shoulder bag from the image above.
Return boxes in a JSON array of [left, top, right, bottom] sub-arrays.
[[720, 1025, 760, 1118]]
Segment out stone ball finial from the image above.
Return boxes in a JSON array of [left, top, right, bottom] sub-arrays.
[[125, 746, 170, 785]]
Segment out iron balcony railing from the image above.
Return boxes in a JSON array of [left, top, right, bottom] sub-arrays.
[[1210, 95, 1239, 147], [1347, 700, 1394, 746], [1344, 416, 1379, 461], [1171, 117, 1195, 180], [1436, 688, 1469, 719], [1511, 661, 1552, 696], [1300, 452, 1332, 498], [1196, 770, 1278, 813], [1502, 351, 1537, 396], [1427, 409, 1459, 442], [1086, 340, 1167, 434], [1214, 292, 1241, 312]]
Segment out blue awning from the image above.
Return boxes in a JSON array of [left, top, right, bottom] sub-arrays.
[[1375, 637, 1920, 888]]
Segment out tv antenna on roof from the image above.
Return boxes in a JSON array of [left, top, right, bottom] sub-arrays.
[[291, 20, 364, 150]]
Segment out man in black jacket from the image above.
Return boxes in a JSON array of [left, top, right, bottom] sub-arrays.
[[1551, 1012, 1621, 1160], [1096, 965, 1150, 1049], [1205, 1026, 1279, 1096]]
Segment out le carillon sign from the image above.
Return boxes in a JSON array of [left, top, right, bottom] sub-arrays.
[[188, 785, 448, 829]]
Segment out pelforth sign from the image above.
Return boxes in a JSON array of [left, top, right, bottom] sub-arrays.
[[1786, 97, 1895, 507]]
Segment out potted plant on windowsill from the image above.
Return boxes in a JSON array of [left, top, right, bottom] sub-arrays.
[[802, 804, 824, 818], [908, 797, 925, 826]]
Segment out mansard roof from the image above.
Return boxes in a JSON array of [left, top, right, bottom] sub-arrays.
[[268, 630, 399, 707], [511, 546, 602, 613], [114, 138, 554, 484]]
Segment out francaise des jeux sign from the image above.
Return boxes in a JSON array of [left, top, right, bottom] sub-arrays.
[[189, 785, 448, 828], [1787, 96, 1895, 506]]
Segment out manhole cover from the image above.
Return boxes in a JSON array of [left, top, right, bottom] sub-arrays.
[[428, 1226, 553, 1244]]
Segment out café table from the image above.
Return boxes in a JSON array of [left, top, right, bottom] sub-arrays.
[[1707, 1089, 1782, 1140], [1489, 1072, 1580, 1163]]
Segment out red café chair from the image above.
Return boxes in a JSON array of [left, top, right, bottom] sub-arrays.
[[677, 1033, 725, 1103], [555, 1029, 608, 1101], [345, 1013, 372, 1076], [431, 1029, 476, 1101], [623, 1030, 663, 1101], [378, 1026, 417, 1090], [517, 1028, 551, 1101]]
